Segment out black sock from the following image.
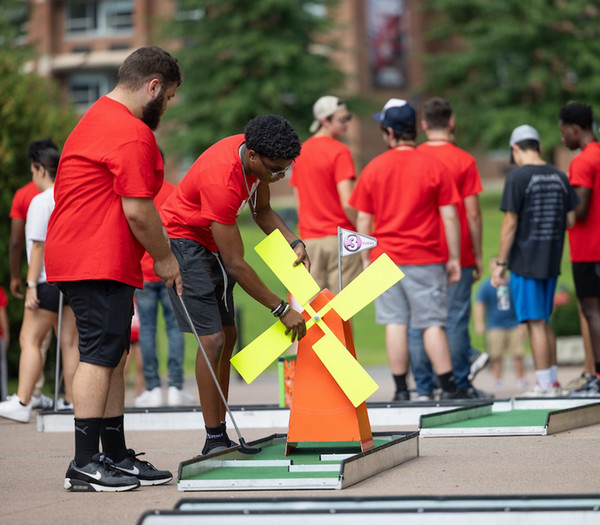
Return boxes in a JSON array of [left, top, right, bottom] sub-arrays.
[[595, 363, 600, 376], [438, 371, 457, 392], [393, 374, 407, 393], [220, 421, 232, 446], [205, 425, 224, 441], [74, 417, 103, 467], [100, 415, 128, 463]]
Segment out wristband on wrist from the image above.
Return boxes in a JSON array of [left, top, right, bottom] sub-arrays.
[[270, 300, 287, 317], [290, 239, 305, 250], [278, 303, 291, 318], [26, 281, 37, 289], [495, 260, 507, 267]]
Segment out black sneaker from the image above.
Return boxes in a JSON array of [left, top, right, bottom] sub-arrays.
[[64, 453, 140, 492], [392, 389, 410, 402], [439, 387, 469, 400], [569, 376, 600, 397], [468, 351, 490, 381], [113, 449, 172, 486], [465, 386, 494, 399]]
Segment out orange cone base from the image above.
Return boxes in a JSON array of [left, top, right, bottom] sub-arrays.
[[286, 289, 373, 455]]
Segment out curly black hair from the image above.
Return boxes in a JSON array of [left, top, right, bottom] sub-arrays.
[[244, 114, 301, 160], [559, 102, 593, 130]]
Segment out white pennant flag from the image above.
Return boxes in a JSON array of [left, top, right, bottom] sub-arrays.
[[338, 227, 378, 257]]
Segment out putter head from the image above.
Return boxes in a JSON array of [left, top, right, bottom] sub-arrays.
[[238, 438, 262, 455]]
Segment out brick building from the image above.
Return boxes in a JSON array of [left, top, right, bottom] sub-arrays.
[[25, 0, 518, 185]]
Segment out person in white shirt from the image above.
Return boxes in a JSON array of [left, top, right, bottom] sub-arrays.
[[0, 145, 79, 422]]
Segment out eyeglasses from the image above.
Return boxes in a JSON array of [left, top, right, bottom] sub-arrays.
[[258, 155, 296, 178]]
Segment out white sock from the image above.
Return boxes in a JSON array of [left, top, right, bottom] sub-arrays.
[[550, 365, 558, 383], [536, 368, 552, 391]]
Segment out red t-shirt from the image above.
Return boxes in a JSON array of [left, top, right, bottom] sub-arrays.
[[568, 141, 600, 262], [289, 136, 355, 238], [161, 135, 258, 252], [349, 147, 460, 265], [9, 181, 40, 220], [141, 180, 176, 282], [419, 142, 482, 267], [0, 287, 7, 337], [45, 96, 163, 288]]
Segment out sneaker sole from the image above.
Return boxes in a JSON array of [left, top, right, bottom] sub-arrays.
[[137, 475, 173, 486], [0, 413, 30, 423], [64, 477, 139, 492]]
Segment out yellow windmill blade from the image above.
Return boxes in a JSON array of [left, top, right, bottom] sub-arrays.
[[255, 229, 320, 304], [312, 332, 379, 407], [230, 322, 292, 384], [327, 253, 404, 321]]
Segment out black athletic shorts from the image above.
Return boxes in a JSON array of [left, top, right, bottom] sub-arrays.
[[168, 238, 236, 335], [572, 262, 600, 298], [36, 282, 61, 312], [58, 280, 134, 367]]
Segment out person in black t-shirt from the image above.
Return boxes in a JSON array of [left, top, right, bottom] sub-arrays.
[[492, 124, 579, 397]]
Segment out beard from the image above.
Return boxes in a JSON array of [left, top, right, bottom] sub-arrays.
[[141, 89, 166, 131]]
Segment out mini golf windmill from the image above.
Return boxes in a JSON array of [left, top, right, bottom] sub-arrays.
[[231, 229, 404, 453]]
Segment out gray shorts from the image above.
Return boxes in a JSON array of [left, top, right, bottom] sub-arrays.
[[375, 263, 448, 329], [168, 238, 236, 335]]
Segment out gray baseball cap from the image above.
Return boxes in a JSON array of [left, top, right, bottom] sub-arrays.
[[509, 124, 540, 163]]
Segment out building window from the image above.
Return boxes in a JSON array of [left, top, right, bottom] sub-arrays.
[[66, 0, 133, 36], [68, 72, 116, 110]]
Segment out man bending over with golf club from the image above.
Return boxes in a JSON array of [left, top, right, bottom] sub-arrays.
[[161, 114, 309, 455]]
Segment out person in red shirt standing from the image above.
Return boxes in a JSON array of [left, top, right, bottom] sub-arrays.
[[161, 114, 309, 455], [559, 102, 600, 396], [349, 98, 466, 400], [10, 181, 40, 298], [289, 96, 361, 293], [408, 97, 487, 400], [45, 46, 182, 492]]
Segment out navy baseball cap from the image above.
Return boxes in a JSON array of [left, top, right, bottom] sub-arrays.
[[373, 98, 416, 131]]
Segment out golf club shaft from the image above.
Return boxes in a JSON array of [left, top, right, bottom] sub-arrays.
[[177, 294, 245, 444], [53, 292, 64, 412]]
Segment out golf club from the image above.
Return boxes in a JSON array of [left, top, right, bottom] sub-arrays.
[[178, 294, 261, 455], [53, 292, 64, 412]]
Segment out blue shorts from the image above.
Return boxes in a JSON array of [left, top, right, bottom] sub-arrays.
[[510, 274, 557, 323]]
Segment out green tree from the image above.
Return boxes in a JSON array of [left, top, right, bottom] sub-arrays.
[[164, 0, 345, 157], [1, 1, 78, 363], [423, 0, 600, 154]]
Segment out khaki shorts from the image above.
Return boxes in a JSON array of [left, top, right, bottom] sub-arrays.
[[486, 327, 525, 359], [304, 236, 362, 294]]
